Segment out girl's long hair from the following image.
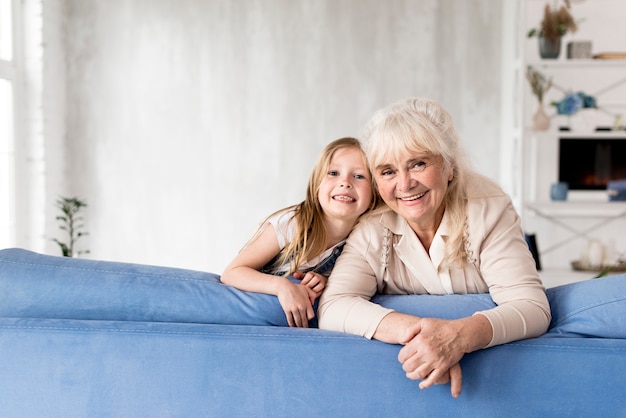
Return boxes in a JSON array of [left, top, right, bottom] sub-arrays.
[[250, 137, 379, 276], [363, 97, 490, 270]]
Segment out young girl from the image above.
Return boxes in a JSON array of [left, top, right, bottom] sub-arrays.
[[221, 137, 378, 328]]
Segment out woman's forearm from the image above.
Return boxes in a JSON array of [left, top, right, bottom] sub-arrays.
[[372, 312, 421, 344], [374, 311, 493, 353]]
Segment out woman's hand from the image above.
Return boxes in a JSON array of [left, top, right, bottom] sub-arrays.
[[397, 318, 466, 397], [293, 271, 328, 301], [395, 315, 492, 398], [276, 279, 317, 328]]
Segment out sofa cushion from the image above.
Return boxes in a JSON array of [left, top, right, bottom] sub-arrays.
[[546, 274, 626, 338], [0, 248, 292, 326], [371, 293, 496, 319], [3, 316, 626, 417]]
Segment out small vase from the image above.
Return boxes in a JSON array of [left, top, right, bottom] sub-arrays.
[[539, 36, 561, 59], [532, 99, 550, 131]]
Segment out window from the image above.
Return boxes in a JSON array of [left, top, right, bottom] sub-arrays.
[[0, 0, 15, 248]]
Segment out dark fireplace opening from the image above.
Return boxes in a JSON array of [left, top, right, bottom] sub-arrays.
[[559, 137, 626, 190]]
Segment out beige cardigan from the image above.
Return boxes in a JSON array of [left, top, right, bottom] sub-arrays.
[[318, 181, 551, 347]]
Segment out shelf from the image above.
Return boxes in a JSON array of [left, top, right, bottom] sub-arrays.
[[528, 130, 626, 138], [526, 201, 626, 217], [555, 130, 626, 137], [527, 59, 626, 69]]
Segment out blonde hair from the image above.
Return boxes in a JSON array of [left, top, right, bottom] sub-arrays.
[[252, 137, 379, 276], [362, 97, 478, 270]]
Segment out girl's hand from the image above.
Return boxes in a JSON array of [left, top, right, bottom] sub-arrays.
[[276, 280, 317, 328], [293, 271, 328, 302]]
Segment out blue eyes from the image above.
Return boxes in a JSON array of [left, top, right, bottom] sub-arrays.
[[328, 171, 366, 180]]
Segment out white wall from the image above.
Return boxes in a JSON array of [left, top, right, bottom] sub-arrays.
[[27, 0, 505, 273]]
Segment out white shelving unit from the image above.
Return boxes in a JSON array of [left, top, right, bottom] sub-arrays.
[[517, 0, 626, 270]]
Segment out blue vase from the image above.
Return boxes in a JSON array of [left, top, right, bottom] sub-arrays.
[[539, 36, 561, 59], [550, 182, 568, 201]]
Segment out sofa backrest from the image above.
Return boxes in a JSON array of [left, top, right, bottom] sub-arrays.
[[2, 248, 626, 339]]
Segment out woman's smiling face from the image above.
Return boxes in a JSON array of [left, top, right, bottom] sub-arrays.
[[373, 151, 453, 232]]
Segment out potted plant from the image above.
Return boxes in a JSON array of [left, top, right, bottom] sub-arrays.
[[527, 2, 577, 59], [52, 196, 90, 257]]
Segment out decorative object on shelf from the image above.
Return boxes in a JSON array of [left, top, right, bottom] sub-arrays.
[[52, 196, 90, 257], [572, 241, 626, 274], [586, 240, 604, 267], [612, 115, 624, 132], [550, 182, 568, 201], [552, 91, 598, 132], [571, 259, 626, 274], [608, 179, 626, 202], [567, 41, 592, 59], [538, 36, 561, 59], [532, 104, 551, 131], [593, 52, 626, 60], [527, 2, 577, 59], [525, 66, 552, 131], [553, 91, 597, 115]]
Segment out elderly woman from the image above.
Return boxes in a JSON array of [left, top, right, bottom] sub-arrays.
[[318, 97, 551, 398]]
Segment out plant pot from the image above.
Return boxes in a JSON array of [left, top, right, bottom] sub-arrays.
[[539, 36, 561, 59]]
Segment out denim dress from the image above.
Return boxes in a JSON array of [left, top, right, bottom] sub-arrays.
[[261, 242, 346, 278]]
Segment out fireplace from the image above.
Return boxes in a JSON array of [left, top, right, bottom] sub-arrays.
[[558, 136, 626, 190]]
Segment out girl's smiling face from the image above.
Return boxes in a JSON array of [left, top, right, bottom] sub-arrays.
[[374, 151, 453, 233], [317, 147, 373, 224]]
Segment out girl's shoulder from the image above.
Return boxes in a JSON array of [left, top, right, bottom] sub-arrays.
[[267, 208, 297, 228], [265, 208, 299, 248]]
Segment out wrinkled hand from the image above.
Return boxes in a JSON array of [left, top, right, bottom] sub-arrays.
[[397, 318, 466, 398], [276, 280, 317, 328], [293, 271, 328, 303]]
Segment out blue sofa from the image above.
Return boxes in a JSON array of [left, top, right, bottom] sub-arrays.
[[1, 247, 626, 417]]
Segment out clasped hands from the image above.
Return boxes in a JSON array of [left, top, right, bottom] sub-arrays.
[[397, 317, 473, 398]]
